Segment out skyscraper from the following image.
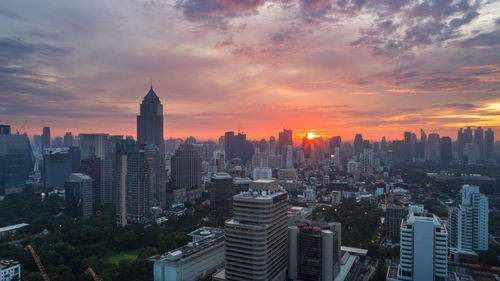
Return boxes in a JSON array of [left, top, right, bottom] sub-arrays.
[[137, 86, 164, 150], [354, 133, 363, 157], [115, 141, 155, 226], [464, 127, 473, 143], [484, 128, 495, 159], [278, 129, 293, 149], [79, 133, 109, 160], [225, 179, 288, 281], [171, 143, 202, 190], [288, 221, 341, 281], [64, 132, 74, 147], [329, 136, 341, 155], [474, 127, 484, 160], [65, 173, 93, 218], [457, 128, 465, 161], [42, 126, 51, 150], [426, 133, 440, 162], [0, 133, 34, 194], [440, 136, 452, 163], [448, 185, 489, 251], [209, 172, 233, 225], [394, 213, 448, 281]]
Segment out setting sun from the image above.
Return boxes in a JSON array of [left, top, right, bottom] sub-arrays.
[[306, 132, 319, 140]]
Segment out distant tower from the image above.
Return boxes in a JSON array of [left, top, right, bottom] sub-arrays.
[[137, 85, 164, 150], [354, 133, 363, 157], [42, 126, 51, 150]]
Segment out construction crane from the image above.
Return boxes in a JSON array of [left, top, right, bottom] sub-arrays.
[[84, 267, 102, 281], [16, 120, 28, 135], [25, 244, 50, 281]]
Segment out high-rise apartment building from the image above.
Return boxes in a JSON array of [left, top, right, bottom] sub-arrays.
[[65, 173, 93, 218], [426, 133, 440, 162], [171, 144, 202, 190], [224, 179, 288, 281], [115, 141, 151, 226], [288, 221, 341, 281], [397, 213, 448, 281], [448, 185, 489, 251], [386, 204, 408, 240]]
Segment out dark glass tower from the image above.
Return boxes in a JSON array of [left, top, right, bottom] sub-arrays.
[[137, 86, 164, 150]]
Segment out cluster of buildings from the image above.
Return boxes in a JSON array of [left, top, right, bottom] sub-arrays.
[[386, 185, 492, 281], [151, 178, 368, 281]]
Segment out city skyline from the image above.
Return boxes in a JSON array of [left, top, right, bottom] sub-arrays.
[[1, 1, 500, 140]]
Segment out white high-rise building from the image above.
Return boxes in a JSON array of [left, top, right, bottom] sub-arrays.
[[397, 213, 448, 281], [448, 185, 489, 251], [224, 179, 288, 281]]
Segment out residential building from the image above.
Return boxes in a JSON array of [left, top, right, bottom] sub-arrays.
[[448, 185, 489, 251], [397, 213, 448, 281]]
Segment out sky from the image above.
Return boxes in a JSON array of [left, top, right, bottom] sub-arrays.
[[1, 0, 500, 141]]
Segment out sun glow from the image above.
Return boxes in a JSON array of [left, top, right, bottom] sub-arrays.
[[306, 132, 319, 140]]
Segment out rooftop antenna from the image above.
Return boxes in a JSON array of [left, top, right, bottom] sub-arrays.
[[150, 78, 153, 90]]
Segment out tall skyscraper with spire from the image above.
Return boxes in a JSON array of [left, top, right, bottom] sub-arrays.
[[137, 85, 164, 149], [136, 85, 166, 209]]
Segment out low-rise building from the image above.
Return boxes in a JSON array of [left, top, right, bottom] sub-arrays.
[[150, 227, 225, 281], [0, 260, 20, 281]]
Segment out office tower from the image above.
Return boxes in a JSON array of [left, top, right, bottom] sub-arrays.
[[333, 147, 340, 167], [404, 132, 415, 162], [386, 204, 408, 240], [474, 127, 484, 160], [278, 129, 293, 149], [225, 179, 288, 281], [65, 173, 93, 218], [464, 143, 480, 164], [288, 221, 341, 281], [33, 135, 42, 154], [232, 132, 253, 164], [165, 138, 183, 154], [80, 156, 102, 208], [42, 126, 51, 150], [43, 151, 74, 189], [427, 133, 440, 162], [0, 133, 34, 194], [354, 133, 363, 157], [52, 136, 64, 148], [252, 151, 268, 169], [457, 128, 465, 161], [210, 172, 233, 224], [420, 129, 426, 146], [329, 136, 341, 155], [225, 131, 235, 161], [115, 141, 151, 226], [78, 133, 109, 160], [171, 144, 202, 190], [484, 128, 495, 159], [448, 185, 489, 251], [0, 125, 11, 135], [395, 213, 448, 281], [281, 145, 293, 168], [63, 132, 74, 147], [391, 140, 405, 162], [137, 86, 164, 150], [440, 136, 452, 163]]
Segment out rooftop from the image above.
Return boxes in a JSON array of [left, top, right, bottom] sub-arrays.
[[0, 260, 19, 270], [0, 223, 29, 233], [149, 231, 224, 263]]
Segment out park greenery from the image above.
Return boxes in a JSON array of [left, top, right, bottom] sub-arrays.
[[0, 192, 211, 281]]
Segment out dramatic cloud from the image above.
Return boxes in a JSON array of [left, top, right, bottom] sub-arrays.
[[0, 0, 499, 140]]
